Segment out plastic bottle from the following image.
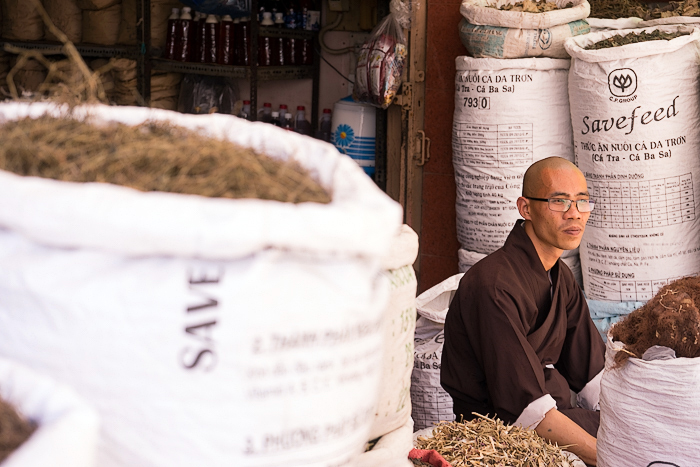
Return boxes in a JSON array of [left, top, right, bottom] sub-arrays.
[[278, 104, 288, 124], [175, 7, 193, 62], [285, 0, 299, 29], [272, 12, 285, 66], [165, 8, 179, 60], [258, 102, 272, 123], [258, 12, 274, 66], [204, 14, 219, 64], [237, 16, 250, 66], [294, 105, 312, 135], [283, 113, 293, 130], [299, 37, 313, 65], [271, 111, 281, 126], [194, 12, 207, 63], [298, 0, 311, 30], [317, 108, 332, 142], [231, 17, 240, 65], [218, 15, 233, 65], [238, 100, 251, 120]]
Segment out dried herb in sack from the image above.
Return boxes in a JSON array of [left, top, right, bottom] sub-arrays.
[[646, 0, 700, 20], [0, 396, 36, 462], [415, 414, 574, 467], [490, 0, 573, 12], [588, 0, 648, 19], [0, 115, 332, 204], [585, 29, 689, 49], [611, 277, 700, 367]]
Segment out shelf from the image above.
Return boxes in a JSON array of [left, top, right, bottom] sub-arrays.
[[0, 40, 138, 58], [258, 27, 316, 39], [150, 59, 315, 81]]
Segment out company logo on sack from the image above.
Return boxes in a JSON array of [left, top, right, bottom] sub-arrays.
[[608, 68, 637, 98], [537, 29, 552, 50], [646, 462, 680, 467]]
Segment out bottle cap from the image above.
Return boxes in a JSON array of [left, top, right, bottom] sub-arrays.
[[274, 12, 285, 23], [264, 102, 272, 107], [271, 111, 280, 117], [261, 12, 274, 25], [323, 108, 331, 113], [297, 105, 305, 110], [222, 15, 233, 21], [280, 104, 288, 109], [243, 100, 250, 104], [206, 14, 218, 23], [233, 17, 240, 23]]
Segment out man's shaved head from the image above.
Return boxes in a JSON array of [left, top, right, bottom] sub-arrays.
[[522, 157, 583, 197]]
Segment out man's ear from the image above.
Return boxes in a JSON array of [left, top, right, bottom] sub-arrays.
[[517, 196, 531, 220]]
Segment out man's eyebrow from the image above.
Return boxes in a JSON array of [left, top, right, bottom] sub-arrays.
[[548, 191, 590, 197]]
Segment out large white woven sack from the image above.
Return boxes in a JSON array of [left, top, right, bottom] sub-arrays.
[[598, 331, 700, 466], [411, 274, 463, 431], [460, 0, 589, 28], [458, 18, 590, 59], [565, 27, 700, 303], [369, 225, 420, 440], [0, 357, 99, 467], [453, 57, 574, 255], [640, 15, 700, 28], [0, 102, 403, 467]]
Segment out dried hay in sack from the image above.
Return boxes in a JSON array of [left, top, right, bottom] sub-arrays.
[[1, 0, 43, 40], [75, 0, 119, 10], [109, 57, 138, 105], [414, 416, 584, 467], [9, 57, 46, 93], [639, 0, 700, 27], [0, 102, 403, 467], [150, 72, 181, 110], [43, 0, 82, 43], [82, 4, 120, 45], [0, 396, 35, 462], [460, 0, 590, 28], [90, 59, 114, 101], [118, 0, 181, 47], [588, 0, 647, 19], [610, 277, 700, 366]]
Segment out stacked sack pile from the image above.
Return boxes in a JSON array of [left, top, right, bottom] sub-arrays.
[[452, 0, 590, 280], [0, 0, 183, 107]]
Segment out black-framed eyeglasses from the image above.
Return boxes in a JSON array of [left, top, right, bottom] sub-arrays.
[[525, 197, 595, 213]]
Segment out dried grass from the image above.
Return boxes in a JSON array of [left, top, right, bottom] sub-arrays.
[[0, 115, 332, 203], [489, 0, 572, 12], [611, 277, 700, 367], [415, 414, 574, 467], [588, 0, 648, 19], [0, 396, 36, 462]]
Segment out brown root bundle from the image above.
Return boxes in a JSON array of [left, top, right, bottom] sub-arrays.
[[646, 0, 700, 20], [585, 30, 689, 50], [611, 277, 700, 367], [415, 414, 575, 467], [489, 0, 573, 12], [0, 115, 332, 203], [0, 396, 36, 462]]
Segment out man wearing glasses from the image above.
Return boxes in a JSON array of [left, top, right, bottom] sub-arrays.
[[441, 157, 605, 466]]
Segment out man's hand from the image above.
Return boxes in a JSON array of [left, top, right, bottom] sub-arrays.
[[535, 408, 597, 466]]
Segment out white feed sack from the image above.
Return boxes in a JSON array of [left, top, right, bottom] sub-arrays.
[[597, 332, 700, 466], [0, 357, 99, 467], [369, 225, 420, 441], [453, 57, 574, 255], [587, 17, 642, 33], [411, 274, 463, 431], [565, 27, 700, 303], [458, 0, 590, 59], [0, 103, 403, 467], [352, 418, 414, 467]]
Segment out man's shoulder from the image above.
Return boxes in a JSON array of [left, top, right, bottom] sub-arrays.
[[462, 249, 519, 291]]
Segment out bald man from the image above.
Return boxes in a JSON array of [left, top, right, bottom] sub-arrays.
[[441, 157, 605, 465]]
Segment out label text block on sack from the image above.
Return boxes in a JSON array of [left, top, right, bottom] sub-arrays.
[[565, 27, 700, 302]]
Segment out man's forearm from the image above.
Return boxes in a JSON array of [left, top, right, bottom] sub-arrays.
[[535, 408, 597, 466]]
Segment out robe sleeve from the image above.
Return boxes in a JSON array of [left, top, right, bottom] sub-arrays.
[[462, 284, 551, 423], [554, 278, 605, 394]]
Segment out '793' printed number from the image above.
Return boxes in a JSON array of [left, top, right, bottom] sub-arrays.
[[463, 97, 490, 109]]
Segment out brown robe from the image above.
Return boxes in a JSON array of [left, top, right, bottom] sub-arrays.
[[441, 220, 605, 436]]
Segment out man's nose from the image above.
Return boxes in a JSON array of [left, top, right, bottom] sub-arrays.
[[565, 202, 583, 219]]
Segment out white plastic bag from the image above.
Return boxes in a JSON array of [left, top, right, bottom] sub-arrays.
[[0, 357, 99, 467], [411, 274, 463, 431], [565, 26, 700, 303], [598, 330, 700, 466], [0, 102, 403, 467], [353, 5, 407, 109], [587, 16, 643, 32]]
